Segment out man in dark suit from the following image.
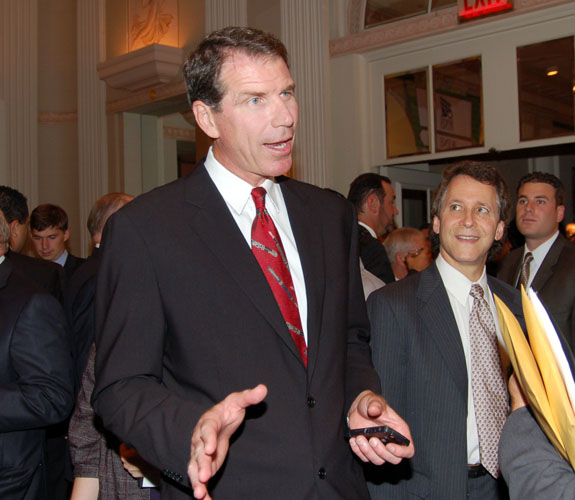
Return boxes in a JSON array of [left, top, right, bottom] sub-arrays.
[[498, 172, 575, 349], [30, 203, 85, 280], [347, 173, 397, 283], [0, 209, 74, 500], [66, 192, 133, 388], [0, 186, 64, 301], [367, 161, 522, 499], [93, 27, 414, 500]]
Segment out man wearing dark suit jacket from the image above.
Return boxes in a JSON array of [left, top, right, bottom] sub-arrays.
[[498, 172, 575, 350], [93, 27, 413, 500], [0, 186, 64, 301], [348, 173, 397, 283], [30, 203, 85, 281], [66, 192, 133, 389], [367, 161, 522, 499], [0, 209, 74, 500]]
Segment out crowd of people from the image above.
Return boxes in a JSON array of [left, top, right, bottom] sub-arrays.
[[1, 25, 574, 500]]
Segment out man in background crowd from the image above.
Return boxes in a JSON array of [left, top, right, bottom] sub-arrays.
[[30, 203, 84, 280], [0, 186, 63, 300], [348, 173, 398, 283], [383, 227, 432, 280], [367, 161, 523, 500], [498, 172, 575, 350], [0, 209, 74, 500]]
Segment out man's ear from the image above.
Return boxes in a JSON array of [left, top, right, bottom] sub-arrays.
[[557, 204, 565, 224], [494, 220, 505, 242], [192, 101, 220, 140], [395, 252, 407, 266], [63, 229, 70, 243], [432, 215, 440, 235], [366, 193, 380, 215]]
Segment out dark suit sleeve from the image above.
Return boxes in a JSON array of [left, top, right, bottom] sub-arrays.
[[345, 213, 382, 406], [0, 293, 74, 431], [92, 211, 198, 483], [500, 407, 575, 499]]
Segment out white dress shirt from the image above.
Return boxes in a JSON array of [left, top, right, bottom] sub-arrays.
[[522, 231, 559, 288], [436, 254, 508, 465], [204, 147, 308, 343]]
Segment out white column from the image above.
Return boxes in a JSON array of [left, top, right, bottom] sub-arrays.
[[281, 0, 330, 187], [206, 0, 248, 33], [77, 0, 108, 251], [0, 0, 38, 203]]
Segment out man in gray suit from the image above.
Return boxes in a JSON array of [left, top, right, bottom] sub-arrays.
[[367, 161, 523, 499], [498, 172, 575, 350]]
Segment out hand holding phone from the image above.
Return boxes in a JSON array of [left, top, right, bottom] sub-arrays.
[[348, 425, 410, 446]]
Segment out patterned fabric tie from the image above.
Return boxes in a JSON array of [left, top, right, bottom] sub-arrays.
[[251, 187, 307, 367], [518, 252, 534, 290], [469, 284, 507, 478]]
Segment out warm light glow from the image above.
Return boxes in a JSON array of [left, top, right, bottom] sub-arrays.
[[546, 66, 559, 77]]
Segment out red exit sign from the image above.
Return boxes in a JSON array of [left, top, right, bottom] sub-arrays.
[[458, 0, 513, 20]]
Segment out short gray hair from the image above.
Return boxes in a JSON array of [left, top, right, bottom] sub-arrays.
[[384, 227, 424, 261]]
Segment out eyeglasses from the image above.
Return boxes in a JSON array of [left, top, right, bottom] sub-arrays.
[[407, 247, 425, 258]]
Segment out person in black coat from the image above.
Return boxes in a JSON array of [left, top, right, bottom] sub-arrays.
[[0, 209, 74, 500]]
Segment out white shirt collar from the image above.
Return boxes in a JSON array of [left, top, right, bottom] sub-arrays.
[[204, 147, 282, 216], [436, 254, 489, 306], [55, 249, 68, 267], [358, 221, 377, 239]]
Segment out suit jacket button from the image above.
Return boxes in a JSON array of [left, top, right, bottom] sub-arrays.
[[307, 396, 316, 408], [317, 468, 327, 479]]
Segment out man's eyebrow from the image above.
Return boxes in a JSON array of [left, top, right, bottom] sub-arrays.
[[518, 194, 550, 199]]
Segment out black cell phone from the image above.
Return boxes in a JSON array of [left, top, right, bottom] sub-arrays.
[[348, 425, 410, 446]]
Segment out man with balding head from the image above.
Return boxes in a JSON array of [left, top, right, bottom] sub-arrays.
[[0, 209, 74, 499], [383, 227, 432, 281], [66, 192, 134, 386]]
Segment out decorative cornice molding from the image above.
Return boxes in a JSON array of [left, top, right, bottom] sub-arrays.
[[106, 79, 186, 114], [163, 125, 194, 140], [98, 43, 183, 92], [331, 0, 572, 57], [38, 111, 78, 124]]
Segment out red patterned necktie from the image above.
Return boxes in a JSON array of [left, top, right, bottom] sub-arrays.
[[250, 187, 307, 367], [469, 284, 507, 477]]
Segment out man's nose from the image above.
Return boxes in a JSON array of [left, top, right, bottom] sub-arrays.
[[273, 99, 296, 127]]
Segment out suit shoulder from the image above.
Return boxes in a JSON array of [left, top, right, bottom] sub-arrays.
[[369, 271, 421, 305], [280, 177, 349, 204]]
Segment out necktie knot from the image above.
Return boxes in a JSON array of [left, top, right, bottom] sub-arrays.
[[519, 252, 534, 289], [251, 187, 267, 212], [470, 283, 484, 301]]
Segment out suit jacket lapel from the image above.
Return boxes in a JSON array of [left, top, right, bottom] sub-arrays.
[[532, 236, 564, 292], [418, 264, 468, 401], [280, 179, 325, 374], [0, 258, 11, 289], [182, 165, 305, 366]]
